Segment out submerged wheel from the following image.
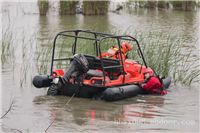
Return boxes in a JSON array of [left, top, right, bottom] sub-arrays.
[[47, 84, 60, 95]]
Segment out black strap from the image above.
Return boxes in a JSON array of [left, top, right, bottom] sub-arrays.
[[125, 44, 128, 49]]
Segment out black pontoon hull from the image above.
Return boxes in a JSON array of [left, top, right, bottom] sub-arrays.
[[103, 76, 171, 101], [60, 83, 106, 98], [60, 76, 171, 101]]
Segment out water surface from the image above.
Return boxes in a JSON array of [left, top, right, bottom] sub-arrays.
[[1, 2, 199, 132]]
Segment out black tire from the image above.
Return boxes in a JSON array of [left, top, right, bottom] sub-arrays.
[[47, 84, 60, 95]]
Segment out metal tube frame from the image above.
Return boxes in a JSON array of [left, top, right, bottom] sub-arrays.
[[50, 30, 148, 87]]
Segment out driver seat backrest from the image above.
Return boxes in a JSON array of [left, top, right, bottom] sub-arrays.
[[83, 54, 121, 78]]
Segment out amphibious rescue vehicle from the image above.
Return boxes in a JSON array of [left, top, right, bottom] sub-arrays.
[[33, 30, 171, 101]]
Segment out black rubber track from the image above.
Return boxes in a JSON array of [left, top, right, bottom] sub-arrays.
[[47, 84, 60, 95]]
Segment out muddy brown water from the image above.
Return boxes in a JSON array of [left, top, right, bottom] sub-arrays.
[[1, 2, 199, 132]]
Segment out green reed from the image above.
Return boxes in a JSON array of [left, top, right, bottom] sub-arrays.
[[171, 1, 194, 11], [70, 31, 197, 84], [37, 0, 49, 15], [126, 29, 199, 85], [127, 1, 196, 10], [48, 28, 199, 85], [2, 24, 33, 87], [171, 1, 183, 8], [83, 1, 110, 15], [59, 1, 79, 15], [2, 21, 199, 86], [35, 40, 53, 75]]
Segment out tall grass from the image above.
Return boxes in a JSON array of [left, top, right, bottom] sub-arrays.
[[171, 1, 183, 8], [1, 22, 20, 71], [157, 1, 169, 8], [83, 1, 110, 15], [2, 22, 199, 86], [44, 29, 199, 86], [1, 25, 35, 87], [59, 1, 79, 15], [127, 1, 196, 10], [145, 1, 157, 8], [37, 0, 49, 15], [1, 29, 14, 66], [126, 29, 199, 85], [35, 44, 53, 75]]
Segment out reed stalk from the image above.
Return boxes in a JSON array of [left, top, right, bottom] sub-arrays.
[[37, 0, 49, 15], [2, 20, 199, 86], [59, 1, 79, 15], [145, 1, 157, 8], [127, 29, 199, 85], [157, 1, 169, 8], [83, 1, 110, 15], [170, 1, 183, 10], [47, 29, 199, 86]]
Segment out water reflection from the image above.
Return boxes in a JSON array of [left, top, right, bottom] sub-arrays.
[[59, 15, 81, 30], [33, 95, 166, 127], [115, 96, 166, 122], [181, 11, 198, 44]]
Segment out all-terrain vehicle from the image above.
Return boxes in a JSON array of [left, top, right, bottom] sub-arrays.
[[33, 30, 171, 101]]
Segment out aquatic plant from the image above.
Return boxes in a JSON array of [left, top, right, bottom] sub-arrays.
[[52, 29, 200, 85], [145, 1, 157, 8], [59, 1, 79, 15], [157, 1, 169, 8], [2, 18, 199, 87], [33, 26, 199, 86], [182, 1, 194, 11], [168, 1, 195, 11], [171, 1, 183, 8], [83, 1, 110, 15], [1, 20, 20, 72], [37, 0, 49, 15], [35, 40, 53, 75], [126, 29, 199, 85], [1, 29, 14, 66], [126, 1, 196, 11]]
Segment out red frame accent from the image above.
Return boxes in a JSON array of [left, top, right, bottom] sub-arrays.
[[53, 60, 147, 87], [53, 69, 65, 76]]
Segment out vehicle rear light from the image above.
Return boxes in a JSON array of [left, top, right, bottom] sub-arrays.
[[90, 79, 102, 85], [91, 80, 95, 84]]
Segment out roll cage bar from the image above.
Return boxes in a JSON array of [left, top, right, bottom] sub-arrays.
[[50, 29, 148, 87]]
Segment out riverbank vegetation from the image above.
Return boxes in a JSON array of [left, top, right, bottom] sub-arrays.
[[83, 1, 110, 15], [37, 28, 200, 85], [127, 0, 199, 11], [129, 29, 199, 85], [37, 0, 49, 15], [37, 0, 110, 15], [37, 1, 199, 16], [2, 2, 199, 86], [2, 24, 199, 86], [59, 1, 79, 15]]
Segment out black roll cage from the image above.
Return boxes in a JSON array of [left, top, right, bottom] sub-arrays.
[[50, 29, 148, 87]]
